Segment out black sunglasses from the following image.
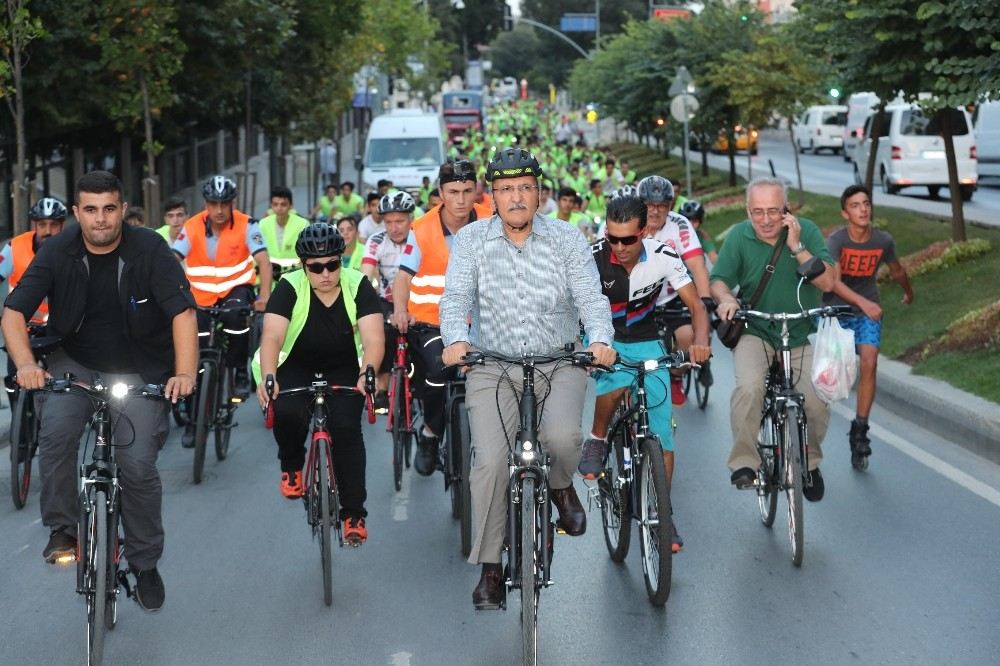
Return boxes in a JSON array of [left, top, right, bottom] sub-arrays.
[[305, 258, 341, 274], [606, 233, 641, 246]]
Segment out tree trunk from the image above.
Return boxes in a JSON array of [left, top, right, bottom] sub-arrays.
[[140, 72, 160, 221], [788, 120, 804, 206], [701, 143, 708, 177], [746, 141, 752, 181], [726, 128, 737, 187], [940, 109, 966, 242], [864, 104, 885, 197], [12, 40, 28, 235]]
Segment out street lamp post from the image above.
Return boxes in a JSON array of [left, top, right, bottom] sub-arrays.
[[669, 66, 697, 198]]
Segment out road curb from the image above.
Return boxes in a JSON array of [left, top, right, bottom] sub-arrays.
[[875, 355, 1000, 464]]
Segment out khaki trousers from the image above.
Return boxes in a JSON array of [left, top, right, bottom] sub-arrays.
[[729, 335, 829, 472], [465, 361, 587, 564]]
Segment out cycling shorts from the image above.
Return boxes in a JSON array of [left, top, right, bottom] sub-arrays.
[[594, 338, 675, 451]]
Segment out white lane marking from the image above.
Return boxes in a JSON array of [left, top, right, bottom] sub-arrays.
[[17, 543, 29, 554], [831, 403, 1000, 508], [392, 471, 410, 522], [389, 652, 412, 666]]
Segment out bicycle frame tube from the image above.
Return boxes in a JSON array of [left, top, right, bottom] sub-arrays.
[[774, 320, 809, 479], [388, 334, 413, 431]]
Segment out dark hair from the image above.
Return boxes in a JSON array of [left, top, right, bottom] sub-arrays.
[[589, 179, 601, 190], [270, 185, 293, 203], [123, 206, 145, 224], [605, 158, 616, 167], [573, 194, 584, 206], [428, 188, 440, 198], [366, 191, 381, 204], [377, 179, 392, 189], [605, 195, 648, 229], [335, 216, 358, 229], [76, 170, 123, 203], [341, 181, 355, 191], [557, 187, 577, 199], [163, 197, 186, 214], [840, 184, 871, 210]]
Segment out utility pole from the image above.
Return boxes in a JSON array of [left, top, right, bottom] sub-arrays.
[[595, 0, 601, 49]]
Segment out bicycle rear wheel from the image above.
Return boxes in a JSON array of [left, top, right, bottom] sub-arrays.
[[317, 439, 333, 606], [757, 413, 779, 527], [783, 407, 805, 567], [638, 437, 672, 606], [192, 361, 215, 484], [390, 369, 406, 492], [85, 489, 108, 666], [9, 390, 36, 509], [214, 366, 234, 461], [520, 476, 539, 666], [600, 417, 631, 562]]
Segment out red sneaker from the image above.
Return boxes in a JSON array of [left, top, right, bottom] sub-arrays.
[[670, 377, 687, 407], [280, 471, 303, 499], [344, 517, 368, 545]]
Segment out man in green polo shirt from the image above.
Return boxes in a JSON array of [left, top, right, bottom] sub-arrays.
[[259, 185, 309, 276], [333, 181, 365, 217], [710, 177, 837, 501]]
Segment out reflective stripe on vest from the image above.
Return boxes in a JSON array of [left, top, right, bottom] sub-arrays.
[[183, 210, 257, 306], [251, 267, 363, 383], [9, 231, 48, 323]]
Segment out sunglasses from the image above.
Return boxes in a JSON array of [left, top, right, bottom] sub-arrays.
[[305, 259, 341, 274], [606, 233, 641, 246]]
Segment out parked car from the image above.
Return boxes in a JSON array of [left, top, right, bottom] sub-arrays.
[[973, 100, 1000, 179], [793, 105, 848, 154], [843, 92, 880, 162], [852, 102, 977, 200], [710, 125, 758, 154]]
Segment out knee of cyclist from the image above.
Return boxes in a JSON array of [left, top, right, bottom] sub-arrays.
[[732, 381, 763, 406]]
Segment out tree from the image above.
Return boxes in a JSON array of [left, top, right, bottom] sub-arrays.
[[0, 0, 45, 234], [427, 0, 505, 77]]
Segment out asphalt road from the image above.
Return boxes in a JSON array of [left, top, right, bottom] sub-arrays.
[[678, 131, 1000, 227], [1, 348, 997, 666]]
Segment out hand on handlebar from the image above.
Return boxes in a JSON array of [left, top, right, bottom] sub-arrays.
[[164, 373, 196, 403], [442, 341, 471, 367], [253, 295, 269, 312], [15, 363, 50, 391], [716, 298, 740, 322], [257, 374, 279, 410], [390, 310, 415, 333], [585, 342, 618, 368]]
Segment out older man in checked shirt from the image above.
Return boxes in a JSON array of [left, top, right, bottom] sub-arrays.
[[440, 148, 617, 610]]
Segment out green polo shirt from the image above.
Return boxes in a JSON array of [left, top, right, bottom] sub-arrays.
[[710, 218, 832, 348]]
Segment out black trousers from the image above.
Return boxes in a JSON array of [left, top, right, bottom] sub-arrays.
[[197, 285, 254, 367], [273, 365, 367, 520], [407, 326, 456, 437]]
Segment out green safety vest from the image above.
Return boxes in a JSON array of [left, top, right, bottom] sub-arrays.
[[251, 267, 364, 382], [259, 213, 310, 268], [155, 225, 172, 242], [623, 169, 637, 184], [333, 193, 364, 217]]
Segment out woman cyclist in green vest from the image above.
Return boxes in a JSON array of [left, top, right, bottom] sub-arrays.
[[253, 223, 384, 543]]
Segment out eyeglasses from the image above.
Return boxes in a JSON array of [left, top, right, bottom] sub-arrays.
[[749, 207, 785, 219], [305, 259, 341, 274], [606, 233, 641, 246], [493, 184, 539, 195]]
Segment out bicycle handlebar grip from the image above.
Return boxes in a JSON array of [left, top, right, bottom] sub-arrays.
[[263, 374, 275, 429], [461, 351, 484, 365]]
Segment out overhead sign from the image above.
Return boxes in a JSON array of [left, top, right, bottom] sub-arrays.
[[670, 94, 699, 123], [651, 6, 692, 22], [560, 13, 597, 33]]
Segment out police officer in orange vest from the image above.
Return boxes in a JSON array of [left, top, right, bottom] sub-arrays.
[[390, 160, 492, 476], [173, 176, 272, 446]]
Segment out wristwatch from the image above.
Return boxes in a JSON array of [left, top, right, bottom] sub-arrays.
[[791, 242, 807, 256]]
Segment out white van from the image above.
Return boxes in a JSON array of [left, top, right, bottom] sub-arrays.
[[360, 109, 445, 193], [973, 100, 1000, 178], [793, 105, 848, 154], [843, 92, 880, 161], [852, 103, 978, 200]]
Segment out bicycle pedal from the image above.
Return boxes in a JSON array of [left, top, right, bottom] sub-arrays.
[[586, 485, 601, 511], [117, 570, 134, 599]]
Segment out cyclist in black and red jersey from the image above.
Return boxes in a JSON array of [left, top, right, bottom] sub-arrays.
[[579, 194, 712, 553]]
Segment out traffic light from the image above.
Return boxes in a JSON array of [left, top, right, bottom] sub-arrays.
[[502, 2, 513, 31], [829, 87, 841, 99]]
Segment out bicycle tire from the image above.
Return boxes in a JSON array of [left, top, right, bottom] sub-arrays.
[[105, 495, 121, 631], [694, 367, 710, 410], [214, 367, 234, 461], [317, 439, 333, 606], [784, 407, 805, 567], [756, 414, 778, 527], [457, 404, 473, 557], [391, 369, 406, 492], [87, 489, 108, 666], [682, 369, 692, 396], [638, 436, 672, 606], [171, 398, 191, 427], [600, 420, 631, 562], [9, 390, 35, 509], [520, 476, 539, 666], [448, 396, 463, 519], [192, 361, 215, 484]]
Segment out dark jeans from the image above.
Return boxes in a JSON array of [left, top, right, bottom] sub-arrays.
[[197, 285, 254, 368], [273, 365, 367, 520], [35, 350, 169, 570]]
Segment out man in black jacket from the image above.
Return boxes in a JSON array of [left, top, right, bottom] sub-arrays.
[[2, 170, 198, 612]]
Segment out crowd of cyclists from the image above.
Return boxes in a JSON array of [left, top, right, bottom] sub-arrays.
[[2, 99, 909, 630]]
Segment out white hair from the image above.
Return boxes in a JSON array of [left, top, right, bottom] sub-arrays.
[[745, 177, 788, 208]]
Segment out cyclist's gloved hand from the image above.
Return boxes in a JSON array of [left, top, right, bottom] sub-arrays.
[[165, 372, 196, 403]]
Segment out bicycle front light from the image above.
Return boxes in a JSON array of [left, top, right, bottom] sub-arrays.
[[111, 383, 129, 400], [644, 359, 658, 372], [522, 441, 535, 461]]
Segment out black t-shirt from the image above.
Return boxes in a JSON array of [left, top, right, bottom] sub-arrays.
[[266, 276, 381, 386], [63, 249, 136, 374]]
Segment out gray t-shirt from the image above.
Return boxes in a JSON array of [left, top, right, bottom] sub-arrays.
[[823, 227, 897, 308]]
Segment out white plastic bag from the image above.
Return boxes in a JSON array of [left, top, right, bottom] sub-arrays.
[[810, 317, 858, 403]]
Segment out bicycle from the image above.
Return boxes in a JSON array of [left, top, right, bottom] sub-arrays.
[[654, 303, 714, 410], [460, 348, 597, 666], [444, 375, 473, 556], [591, 351, 693, 606], [386, 323, 435, 492], [733, 286, 852, 566], [41, 375, 165, 666], [191, 303, 251, 484], [6, 325, 60, 509], [263, 368, 375, 606]]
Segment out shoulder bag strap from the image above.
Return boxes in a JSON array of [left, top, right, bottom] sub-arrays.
[[745, 227, 789, 308]]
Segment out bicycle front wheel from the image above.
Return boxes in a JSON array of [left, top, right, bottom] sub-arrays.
[[390, 369, 406, 492], [694, 365, 710, 410], [783, 407, 805, 567], [9, 390, 36, 509], [453, 402, 473, 557], [192, 361, 215, 484], [638, 437, 672, 606], [600, 424, 631, 562], [520, 476, 539, 666], [214, 366, 234, 461], [85, 489, 108, 666], [757, 413, 778, 527], [317, 439, 333, 606], [105, 494, 122, 631]]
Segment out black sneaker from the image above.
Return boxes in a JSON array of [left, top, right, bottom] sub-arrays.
[[803, 468, 825, 502], [414, 432, 438, 477], [133, 567, 165, 612], [233, 367, 251, 398], [43, 527, 77, 564], [181, 423, 195, 449], [577, 437, 607, 480], [730, 467, 756, 489], [849, 419, 871, 457]]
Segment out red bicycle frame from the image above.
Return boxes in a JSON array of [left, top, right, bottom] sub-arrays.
[[386, 333, 414, 435]]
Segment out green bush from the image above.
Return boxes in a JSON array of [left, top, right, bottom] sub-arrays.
[[910, 239, 992, 279]]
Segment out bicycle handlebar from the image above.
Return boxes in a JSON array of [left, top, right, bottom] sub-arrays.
[[197, 304, 253, 317], [610, 351, 693, 373], [735, 304, 854, 323], [43, 376, 166, 400], [263, 366, 376, 427], [459, 349, 598, 368]]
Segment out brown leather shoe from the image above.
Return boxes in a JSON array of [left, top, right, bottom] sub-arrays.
[[551, 485, 586, 536], [472, 566, 504, 610]]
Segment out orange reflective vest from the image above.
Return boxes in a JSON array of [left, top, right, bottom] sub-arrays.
[[8, 231, 48, 323], [408, 202, 491, 325], [182, 210, 257, 306]]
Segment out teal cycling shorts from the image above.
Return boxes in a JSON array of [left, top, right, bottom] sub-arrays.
[[594, 338, 675, 451]]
